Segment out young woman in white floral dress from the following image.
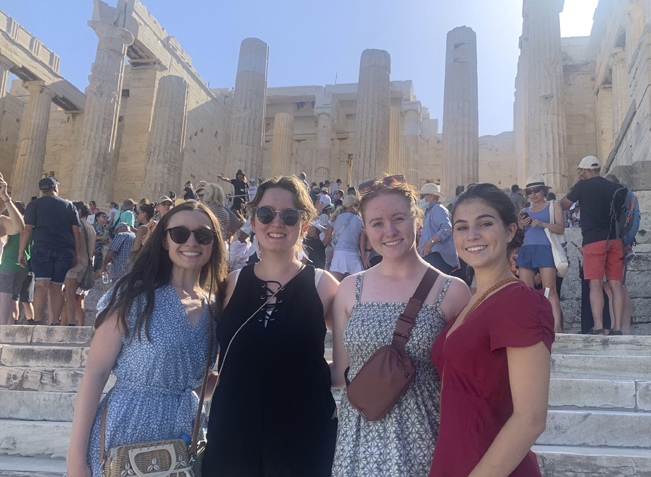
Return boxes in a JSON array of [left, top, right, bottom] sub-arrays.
[[330, 177, 471, 477]]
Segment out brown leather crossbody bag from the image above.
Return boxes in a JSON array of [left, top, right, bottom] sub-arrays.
[[345, 267, 438, 421]]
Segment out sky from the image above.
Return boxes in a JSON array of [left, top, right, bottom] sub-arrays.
[[3, 0, 598, 137]]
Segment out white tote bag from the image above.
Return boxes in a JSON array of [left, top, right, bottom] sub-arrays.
[[544, 200, 569, 277]]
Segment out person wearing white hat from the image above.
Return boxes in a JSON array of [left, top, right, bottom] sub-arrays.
[[517, 176, 565, 332], [418, 183, 457, 274], [561, 155, 626, 335]]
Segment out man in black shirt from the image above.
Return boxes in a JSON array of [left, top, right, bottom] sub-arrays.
[[561, 156, 625, 335], [19, 177, 81, 324], [218, 170, 249, 212]]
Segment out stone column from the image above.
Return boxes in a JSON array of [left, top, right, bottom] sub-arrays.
[[229, 38, 269, 180], [644, 0, 651, 25], [269, 113, 294, 177], [73, 22, 134, 204], [403, 101, 421, 186], [526, 0, 567, 191], [625, 3, 644, 67], [314, 111, 333, 183], [514, 10, 530, 187], [388, 101, 401, 174], [11, 81, 56, 201], [141, 75, 189, 201], [596, 85, 613, 168], [0, 56, 15, 140], [352, 49, 391, 186], [611, 48, 628, 139], [442, 26, 479, 199]]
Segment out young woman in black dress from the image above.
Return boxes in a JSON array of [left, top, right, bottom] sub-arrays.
[[202, 175, 339, 477]]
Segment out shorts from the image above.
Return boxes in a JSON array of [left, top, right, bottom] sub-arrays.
[[330, 250, 364, 275], [30, 247, 75, 285], [66, 262, 88, 281], [0, 270, 29, 295], [12, 272, 34, 303], [583, 239, 624, 281], [516, 244, 555, 270]]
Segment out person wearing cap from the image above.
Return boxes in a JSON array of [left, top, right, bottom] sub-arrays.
[[217, 170, 248, 211], [418, 183, 457, 274], [517, 176, 565, 333], [19, 177, 82, 325], [155, 196, 174, 219], [100, 222, 136, 282], [561, 155, 626, 335], [248, 178, 258, 201]]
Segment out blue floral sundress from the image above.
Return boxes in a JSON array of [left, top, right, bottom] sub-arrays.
[[70, 284, 217, 477]]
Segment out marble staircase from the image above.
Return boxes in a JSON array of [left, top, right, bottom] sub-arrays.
[[1, 326, 650, 475]]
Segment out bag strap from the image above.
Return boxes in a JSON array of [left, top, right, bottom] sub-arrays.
[[99, 291, 215, 464], [391, 267, 438, 350], [548, 200, 555, 226]]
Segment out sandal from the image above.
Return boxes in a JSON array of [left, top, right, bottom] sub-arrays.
[[554, 329, 565, 334], [26, 319, 35, 325], [588, 328, 605, 335], [610, 330, 623, 336]]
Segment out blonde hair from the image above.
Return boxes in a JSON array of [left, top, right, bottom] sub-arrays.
[[330, 195, 360, 222], [202, 183, 226, 206], [359, 178, 422, 224]]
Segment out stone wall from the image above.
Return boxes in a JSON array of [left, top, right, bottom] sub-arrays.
[[478, 131, 517, 189], [0, 92, 24, 185], [562, 37, 598, 178]]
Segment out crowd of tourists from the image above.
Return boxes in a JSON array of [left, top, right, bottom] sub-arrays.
[[0, 154, 639, 477]]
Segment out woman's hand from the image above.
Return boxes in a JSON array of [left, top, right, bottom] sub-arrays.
[[65, 458, 91, 477], [530, 219, 544, 228], [518, 216, 531, 228]]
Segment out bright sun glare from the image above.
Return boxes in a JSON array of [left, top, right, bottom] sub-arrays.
[[560, 0, 599, 37]]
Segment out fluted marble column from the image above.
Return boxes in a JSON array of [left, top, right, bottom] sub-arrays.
[[526, 0, 566, 190], [625, 3, 644, 67], [0, 57, 15, 140], [403, 101, 421, 186], [611, 49, 628, 139], [73, 22, 134, 203], [142, 75, 189, 201], [442, 26, 479, 199], [352, 49, 391, 186], [229, 38, 269, 179], [11, 81, 56, 201], [270, 113, 294, 177], [315, 111, 333, 183], [388, 101, 401, 175], [514, 11, 530, 187]]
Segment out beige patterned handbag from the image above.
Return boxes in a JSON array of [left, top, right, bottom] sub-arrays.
[[100, 297, 214, 477]]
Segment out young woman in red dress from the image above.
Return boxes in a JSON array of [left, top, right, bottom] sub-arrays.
[[429, 183, 554, 477]]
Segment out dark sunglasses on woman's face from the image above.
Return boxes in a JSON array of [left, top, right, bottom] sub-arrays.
[[166, 226, 216, 245], [525, 187, 543, 195], [255, 206, 302, 226]]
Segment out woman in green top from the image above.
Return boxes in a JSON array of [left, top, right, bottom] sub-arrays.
[[0, 174, 30, 325]]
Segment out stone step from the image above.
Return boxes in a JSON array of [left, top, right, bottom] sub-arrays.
[[550, 353, 651, 379], [0, 390, 76, 422], [0, 420, 70, 458], [0, 367, 115, 393], [552, 333, 651, 355], [538, 409, 651, 448], [0, 346, 88, 368], [549, 377, 651, 410], [534, 445, 651, 476], [0, 455, 66, 476], [0, 325, 93, 346]]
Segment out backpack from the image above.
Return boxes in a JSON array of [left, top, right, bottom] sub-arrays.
[[610, 186, 641, 246]]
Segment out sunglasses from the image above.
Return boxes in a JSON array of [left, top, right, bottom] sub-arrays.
[[255, 206, 303, 226], [166, 226, 216, 245], [525, 187, 544, 195], [358, 175, 406, 195]]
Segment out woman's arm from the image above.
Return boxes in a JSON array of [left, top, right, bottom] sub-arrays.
[[221, 270, 239, 310], [468, 342, 550, 477], [437, 277, 471, 323], [66, 313, 124, 476], [329, 275, 356, 388], [322, 225, 334, 247], [359, 231, 371, 269], [316, 271, 339, 332], [131, 225, 148, 252]]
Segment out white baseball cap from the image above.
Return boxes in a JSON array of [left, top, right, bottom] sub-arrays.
[[577, 155, 600, 170]]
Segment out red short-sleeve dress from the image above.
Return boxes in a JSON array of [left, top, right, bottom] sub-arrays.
[[429, 282, 554, 477]]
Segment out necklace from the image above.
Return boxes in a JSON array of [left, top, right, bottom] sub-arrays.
[[465, 277, 520, 318]]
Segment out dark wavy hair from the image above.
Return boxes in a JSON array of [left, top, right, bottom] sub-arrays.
[[94, 201, 227, 340], [451, 183, 524, 254], [246, 175, 317, 226]]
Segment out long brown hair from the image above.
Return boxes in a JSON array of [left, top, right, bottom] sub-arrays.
[[95, 201, 227, 340]]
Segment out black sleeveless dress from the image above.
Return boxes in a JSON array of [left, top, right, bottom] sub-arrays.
[[202, 264, 337, 477]]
